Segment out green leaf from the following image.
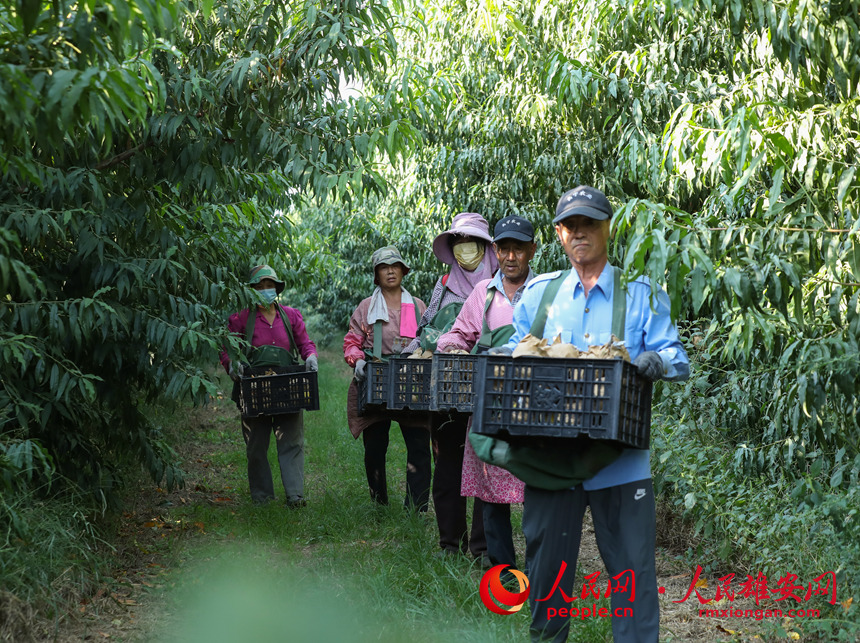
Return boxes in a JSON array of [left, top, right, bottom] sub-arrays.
[[847, 241, 860, 282], [386, 119, 398, 158], [810, 457, 823, 477], [836, 166, 856, 208], [828, 287, 843, 327], [766, 132, 795, 158], [830, 468, 844, 488], [19, 0, 40, 35], [768, 166, 784, 210]]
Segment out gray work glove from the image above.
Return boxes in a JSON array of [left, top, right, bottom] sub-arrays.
[[354, 358, 367, 380], [228, 361, 245, 383], [305, 354, 319, 372], [633, 351, 663, 381], [487, 346, 513, 356]]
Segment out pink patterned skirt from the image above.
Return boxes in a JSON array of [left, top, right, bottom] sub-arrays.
[[460, 420, 524, 504]]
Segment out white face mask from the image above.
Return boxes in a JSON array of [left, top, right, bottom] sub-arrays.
[[453, 241, 485, 271], [257, 288, 278, 305]]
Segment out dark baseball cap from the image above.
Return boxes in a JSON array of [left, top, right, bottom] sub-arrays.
[[493, 215, 535, 243], [553, 186, 613, 224]]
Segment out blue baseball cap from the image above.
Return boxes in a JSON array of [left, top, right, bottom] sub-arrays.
[[553, 186, 613, 224]]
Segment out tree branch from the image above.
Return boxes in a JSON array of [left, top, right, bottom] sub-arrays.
[[94, 142, 151, 171]]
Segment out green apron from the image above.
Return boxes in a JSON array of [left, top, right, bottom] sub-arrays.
[[469, 266, 628, 490], [243, 306, 299, 367], [418, 280, 464, 353], [471, 287, 516, 355]]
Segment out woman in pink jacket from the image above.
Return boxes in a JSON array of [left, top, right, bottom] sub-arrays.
[[343, 247, 430, 510]]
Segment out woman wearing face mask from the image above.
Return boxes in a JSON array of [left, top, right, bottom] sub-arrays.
[[220, 265, 318, 507], [404, 212, 499, 564]]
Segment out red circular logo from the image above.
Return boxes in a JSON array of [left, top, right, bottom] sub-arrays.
[[479, 564, 530, 615]]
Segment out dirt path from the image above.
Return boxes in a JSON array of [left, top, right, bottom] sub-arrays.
[[53, 399, 780, 642], [52, 400, 238, 642]]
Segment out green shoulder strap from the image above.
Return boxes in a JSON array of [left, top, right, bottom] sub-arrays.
[[529, 266, 626, 342], [371, 302, 421, 360], [372, 321, 382, 361], [529, 270, 570, 339], [611, 266, 626, 341], [244, 306, 300, 362]]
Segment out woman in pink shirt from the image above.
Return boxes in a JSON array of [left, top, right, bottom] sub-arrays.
[[343, 247, 430, 510], [220, 265, 318, 507], [437, 215, 536, 573], [407, 212, 499, 563]]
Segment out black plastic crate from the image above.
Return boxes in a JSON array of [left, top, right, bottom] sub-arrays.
[[431, 354, 480, 412], [357, 361, 390, 415], [239, 365, 319, 418], [388, 356, 433, 411], [472, 356, 652, 448]]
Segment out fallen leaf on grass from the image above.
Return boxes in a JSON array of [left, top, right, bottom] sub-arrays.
[[716, 625, 736, 635]]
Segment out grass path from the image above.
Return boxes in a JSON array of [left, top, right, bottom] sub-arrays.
[[57, 348, 780, 642]]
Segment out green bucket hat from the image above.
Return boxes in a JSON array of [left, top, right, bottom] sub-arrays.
[[248, 264, 285, 294], [371, 246, 410, 285]]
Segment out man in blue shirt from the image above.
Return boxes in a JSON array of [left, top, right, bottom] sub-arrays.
[[492, 186, 689, 642]]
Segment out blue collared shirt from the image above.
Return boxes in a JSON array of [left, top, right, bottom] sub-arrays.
[[505, 263, 690, 489]]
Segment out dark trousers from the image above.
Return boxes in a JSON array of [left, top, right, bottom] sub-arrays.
[[431, 413, 486, 556], [523, 479, 658, 643], [484, 502, 517, 568], [242, 412, 304, 503], [362, 421, 431, 511]]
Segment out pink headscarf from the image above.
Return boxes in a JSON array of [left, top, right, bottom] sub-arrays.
[[433, 212, 499, 298]]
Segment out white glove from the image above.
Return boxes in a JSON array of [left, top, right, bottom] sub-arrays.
[[305, 354, 319, 372], [354, 358, 367, 380]]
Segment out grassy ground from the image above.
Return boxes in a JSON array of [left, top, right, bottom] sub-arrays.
[[132, 349, 545, 642], [47, 347, 834, 642]]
